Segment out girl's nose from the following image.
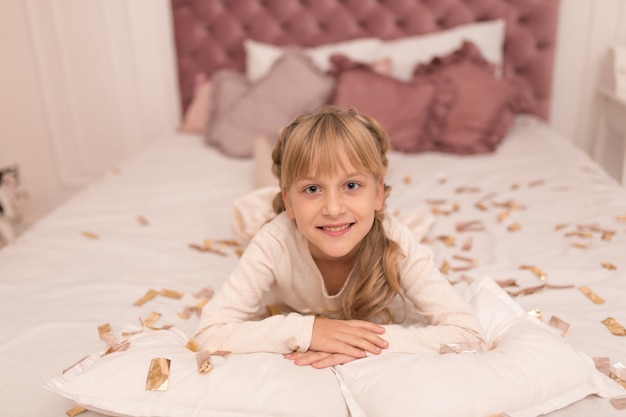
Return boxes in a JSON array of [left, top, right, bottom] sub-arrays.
[[322, 191, 345, 216]]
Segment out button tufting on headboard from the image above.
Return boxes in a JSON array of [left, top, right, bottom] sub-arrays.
[[170, 0, 560, 120]]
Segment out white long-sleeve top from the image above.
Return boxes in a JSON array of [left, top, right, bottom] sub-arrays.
[[193, 211, 485, 354]]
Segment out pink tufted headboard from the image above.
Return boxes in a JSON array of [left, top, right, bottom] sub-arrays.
[[171, 0, 560, 120]]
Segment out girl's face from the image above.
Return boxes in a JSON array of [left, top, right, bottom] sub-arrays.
[[282, 153, 384, 263]]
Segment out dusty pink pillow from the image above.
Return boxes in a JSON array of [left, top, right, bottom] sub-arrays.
[[329, 56, 436, 153], [412, 41, 517, 154], [205, 50, 335, 158]]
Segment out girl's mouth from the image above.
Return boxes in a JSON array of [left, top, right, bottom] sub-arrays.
[[319, 223, 354, 233]]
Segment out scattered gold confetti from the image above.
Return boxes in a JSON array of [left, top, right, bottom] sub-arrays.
[[403, 174, 412, 184], [137, 215, 149, 226], [519, 265, 547, 280], [66, 405, 88, 417], [159, 288, 184, 299], [474, 202, 488, 211], [617, 215, 626, 222], [455, 220, 485, 232], [266, 304, 281, 316], [194, 287, 214, 299], [528, 179, 545, 187], [601, 317, 626, 336], [508, 284, 546, 297], [570, 242, 590, 249], [528, 309, 543, 321], [602, 231, 615, 241], [436, 235, 456, 247], [455, 186, 481, 193], [578, 286, 605, 304], [98, 323, 112, 340], [497, 211, 510, 222], [81, 231, 99, 240], [133, 289, 159, 306], [612, 362, 626, 381], [564, 231, 593, 239], [593, 357, 611, 377], [602, 262, 617, 270], [186, 339, 199, 352], [548, 315, 569, 336], [63, 355, 90, 374], [461, 237, 473, 251], [492, 200, 525, 211], [197, 351, 213, 374], [146, 357, 170, 391], [611, 398, 626, 410], [440, 259, 451, 274], [507, 223, 521, 232], [555, 223, 569, 231], [495, 278, 518, 287]]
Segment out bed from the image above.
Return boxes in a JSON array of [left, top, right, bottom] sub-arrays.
[[2, 0, 626, 416]]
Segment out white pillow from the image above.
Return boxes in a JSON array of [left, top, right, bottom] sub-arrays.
[[333, 276, 625, 417], [244, 37, 382, 82], [44, 328, 350, 417], [379, 19, 506, 81]]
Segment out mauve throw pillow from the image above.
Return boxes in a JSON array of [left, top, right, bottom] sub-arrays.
[[206, 50, 335, 158], [412, 41, 516, 154], [329, 55, 436, 153]]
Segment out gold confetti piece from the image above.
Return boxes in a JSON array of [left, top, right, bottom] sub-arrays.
[[495, 278, 518, 287], [508, 284, 546, 297], [98, 323, 112, 339], [210, 350, 231, 357], [611, 362, 626, 381], [519, 265, 547, 280], [426, 198, 447, 205], [133, 289, 159, 307], [159, 288, 184, 299], [196, 351, 214, 374], [189, 242, 228, 256], [186, 339, 199, 352], [617, 215, 626, 222], [440, 341, 483, 354], [137, 215, 150, 226], [266, 304, 281, 316], [235, 248, 244, 257], [528, 179, 545, 187], [439, 259, 450, 274], [474, 202, 488, 211], [611, 398, 626, 410], [570, 242, 590, 249], [564, 231, 593, 239], [492, 200, 525, 211], [141, 312, 162, 328], [455, 220, 485, 232], [455, 186, 481, 193], [602, 262, 617, 270], [497, 211, 510, 222], [578, 286, 605, 304], [452, 254, 476, 264], [510, 183, 519, 190], [459, 274, 474, 285], [507, 223, 521, 232], [548, 315, 570, 336], [103, 340, 131, 356], [146, 357, 170, 391], [81, 231, 99, 240], [194, 287, 215, 299], [593, 357, 611, 377], [66, 405, 88, 417], [436, 235, 456, 247], [403, 175, 412, 184], [461, 237, 473, 251], [528, 309, 543, 321], [63, 355, 90, 374], [555, 223, 569, 231], [602, 231, 615, 241], [601, 317, 626, 336]]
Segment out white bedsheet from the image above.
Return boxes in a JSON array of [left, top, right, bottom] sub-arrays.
[[1, 116, 625, 416]]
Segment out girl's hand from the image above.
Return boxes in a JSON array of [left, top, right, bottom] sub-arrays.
[[309, 317, 388, 359], [284, 350, 359, 368]]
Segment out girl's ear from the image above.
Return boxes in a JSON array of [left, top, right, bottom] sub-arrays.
[[282, 189, 296, 219], [374, 179, 385, 211]]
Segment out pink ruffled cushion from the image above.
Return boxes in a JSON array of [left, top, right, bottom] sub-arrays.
[[412, 41, 523, 154], [329, 55, 436, 153]]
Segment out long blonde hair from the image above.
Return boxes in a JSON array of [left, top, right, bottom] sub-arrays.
[[272, 106, 406, 323]]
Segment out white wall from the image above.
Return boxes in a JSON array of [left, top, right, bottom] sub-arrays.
[[1, 0, 624, 232], [549, 0, 626, 181], [0, 0, 180, 227]]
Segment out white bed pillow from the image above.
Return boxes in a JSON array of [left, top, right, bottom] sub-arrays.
[[380, 19, 506, 81], [244, 37, 382, 82], [334, 277, 625, 417], [44, 328, 349, 417]]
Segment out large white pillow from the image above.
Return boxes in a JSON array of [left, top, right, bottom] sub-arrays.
[[244, 37, 382, 82], [333, 277, 625, 417], [44, 328, 350, 417], [379, 19, 506, 81]]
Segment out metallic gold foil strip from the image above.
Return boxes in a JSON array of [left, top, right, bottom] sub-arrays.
[[519, 264, 547, 280], [194, 287, 215, 299], [436, 235, 456, 247], [602, 231, 615, 241], [617, 214, 626, 222], [460, 274, 474, 285], [66, 405, 88, 417], [81, 231, 99, 240], [216, 239, 240, 247], [461, 237, 473, 251], [507, 223, 521, 232], [495, 278, 518, 287], [210, 350, 231, 357], [439, 341, 482, 354], [455, 220, 485, 232], [452, 254, 476, 264], [492, 200, 525, 211], [439, 259, 450, 274], [610, 398, 626, 410], [235, 248, 244, 257], [528, 179, 545, 187], [601, 317, 626, 336], [146, 357, 170, 391], [266, 304, 281, 316], [426, 198, 447, 205], [602, 262, 617, 270], [137, 215, 149, 226], [579, 286, 605, 304], [528, 309, 543, 321], [141, 312, 162, 328], [510, 183, 519, 190], [196, 351, 213, 374], [593, 357, 611, 377], [555, 223, 570, 231], [548, 315, 570, 336], [186, 339, 199, 352], [611, 374, 626, 390], [570, 242, 590, 249], [133, 289, 159, 306], [63, 355, 90, 374], [159, 288, 184, 299], [611, 362, 626, 381], [474, 202, 488, 211], [103, 340, 131, 356], [98, 323, 112, 340], [565, 231, 593, 239], [508, 284, 546, 297], [455, 186, 481, 193], [403, 174, 411, 184], [497, 211, 510, 222]]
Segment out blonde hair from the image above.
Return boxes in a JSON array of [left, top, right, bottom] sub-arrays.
[[272, 106, 406, 323]]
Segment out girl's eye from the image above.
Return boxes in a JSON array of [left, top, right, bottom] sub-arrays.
[[304, 185, 319, 194], [345, 182, 359, 191]]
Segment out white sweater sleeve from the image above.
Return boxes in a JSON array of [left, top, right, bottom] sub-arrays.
[[380, 220, 486, 353], [192, 225, 315, 354]]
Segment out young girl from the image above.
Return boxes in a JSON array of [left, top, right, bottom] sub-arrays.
[[193, 106, 485, 369]]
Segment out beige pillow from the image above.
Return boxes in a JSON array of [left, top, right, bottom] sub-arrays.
[[206, 50, 335, 158]]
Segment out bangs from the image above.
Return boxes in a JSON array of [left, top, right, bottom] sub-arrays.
[[280, 112, 385, 188]]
